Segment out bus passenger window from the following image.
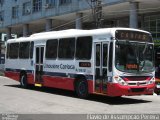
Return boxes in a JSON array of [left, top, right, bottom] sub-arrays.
[[46, 39, 58, 59], [9, 43, 19, 59], [19, 42, 30, 59], [76, 36, 92, 60], [30, 41, 34, 59], [6, 44, 10, 59], [58, 38, 75, 59], [109, 42, 113, 72]]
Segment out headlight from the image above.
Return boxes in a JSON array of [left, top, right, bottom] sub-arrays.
[[147, 77, 155, 85], [114, 76, 128, 86], [108, 77, 113, 82]]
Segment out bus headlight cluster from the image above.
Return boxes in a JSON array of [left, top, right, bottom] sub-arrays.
[[114, 76, 128, 86], [147, 77, 155, 85]]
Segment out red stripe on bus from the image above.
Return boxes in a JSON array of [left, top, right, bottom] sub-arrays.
[[5, 71, 19, 82], [43, 75, 94, 93]]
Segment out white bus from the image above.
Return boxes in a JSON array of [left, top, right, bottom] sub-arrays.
[[5, 28, 155, 98]]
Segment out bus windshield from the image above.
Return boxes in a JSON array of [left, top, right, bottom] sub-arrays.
[[115, 41, 154, 73]]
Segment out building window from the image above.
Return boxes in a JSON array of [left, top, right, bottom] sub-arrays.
[[0, 0, 4, 5], [144, 15, 160, 42], [23, 2, 31, 15], [12, 6, 19, 18], [59, 0, 71, 5], [33, 0, 42, 12], [45, 0, 56, 9], [0, 11, 4, 23]]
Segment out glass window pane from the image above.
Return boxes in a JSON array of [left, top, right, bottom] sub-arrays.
[[6, 44, 10, 58], [150, 20, 156, 32], [9, 43, 19, 59], [76, 36, 92, 60], [33, 0, 42, 12], [58, 38, 75, 59], [109, 42, 113, 72], [12, 6, 19, 18], [19, 42, 30, 59], [46, 39, 58, 59], [40, 47, 44, 64], [23, 2, 31, 15], [103, 44, 108, 66], [30, 42, 34, 58], [36, 47, 39, 63], [96, 44, 100, 66], [157, 20, 160, 31]]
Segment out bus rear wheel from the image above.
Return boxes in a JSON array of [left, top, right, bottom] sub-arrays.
[[75, 79, 88, 99], [20, 74, 28, 88]]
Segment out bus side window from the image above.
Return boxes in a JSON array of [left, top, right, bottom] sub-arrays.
[[109, 42, 113, 72], [6, 43, 10, 59], [46, 39, 58, 59], [76, 36, 92, 60], [58, 38, 75, 59], [9, 43, 19, 59], [19, 42, 30, 59], [30, 41, 34, 59]]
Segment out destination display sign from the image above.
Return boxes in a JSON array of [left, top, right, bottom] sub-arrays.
[[79, 62, 91, 67], [126, 64, 138, 70], [115, 30, 152, 42]]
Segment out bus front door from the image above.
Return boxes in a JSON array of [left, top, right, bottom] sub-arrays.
[[35, 46, 44, 85], [95, 42, 108, 94]]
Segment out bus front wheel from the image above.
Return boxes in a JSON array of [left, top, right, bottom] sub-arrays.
[[75, 79, 88, 99], [20, 74, 28, 88]]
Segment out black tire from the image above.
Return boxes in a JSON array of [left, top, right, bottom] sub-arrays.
[[75, 79, 89, 99], [20, 74, 28, 88]]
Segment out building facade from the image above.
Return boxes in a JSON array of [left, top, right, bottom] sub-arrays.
[[0, 0, 160, 43]]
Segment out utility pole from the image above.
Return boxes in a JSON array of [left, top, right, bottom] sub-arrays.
[[90, 0, 103, 28]]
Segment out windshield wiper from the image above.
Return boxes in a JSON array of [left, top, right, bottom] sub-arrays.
[[143, 42, 148, 55]]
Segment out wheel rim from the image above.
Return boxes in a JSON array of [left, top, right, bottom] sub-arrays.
[[21, 75, 25, 86], [78, 81, 86, 95]]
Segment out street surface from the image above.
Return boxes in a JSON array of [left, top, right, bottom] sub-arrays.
[[0, 76, 160, 114]]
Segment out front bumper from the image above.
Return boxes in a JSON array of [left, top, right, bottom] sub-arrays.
[[107, 83, 155, 97]]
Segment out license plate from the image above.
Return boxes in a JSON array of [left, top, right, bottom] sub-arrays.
[[156, 84, 160, 88]]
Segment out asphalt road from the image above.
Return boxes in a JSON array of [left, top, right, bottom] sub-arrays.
[[0, 76, 160, 115]]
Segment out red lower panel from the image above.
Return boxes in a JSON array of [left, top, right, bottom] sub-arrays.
[[5, 71, 19, 82], [5, 71, 94, 93], [43, 76, 94, 93], [5, 71, 34, 85], [43, 76, 74, 90], [107, 83, 155, 96], [27, 74, 34, 84], [88, 80, 93, 93]]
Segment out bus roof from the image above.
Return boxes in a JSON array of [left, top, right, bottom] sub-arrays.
[[7, 27, 151, 43]]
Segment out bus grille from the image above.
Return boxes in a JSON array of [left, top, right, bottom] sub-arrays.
[[122, 76, 151, 81], [128, 82, 147, 86]]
